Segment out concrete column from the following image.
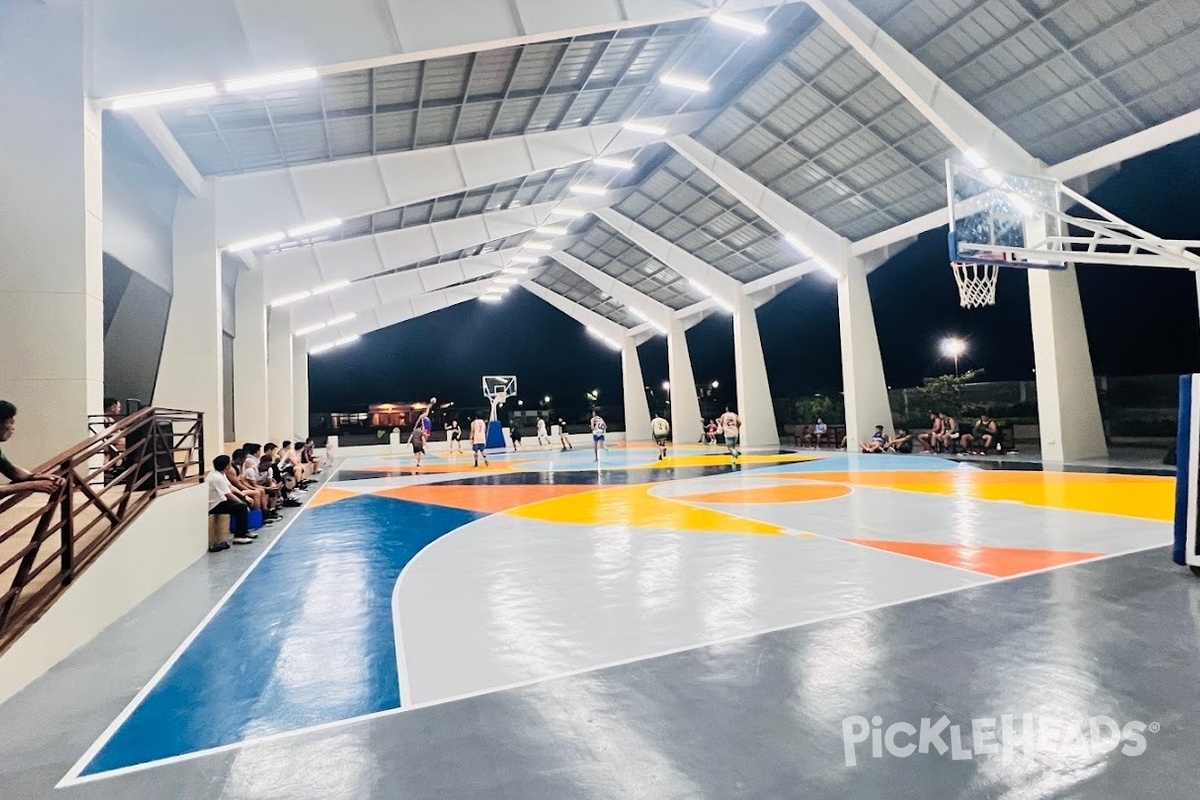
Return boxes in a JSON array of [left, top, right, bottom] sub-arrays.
[[667, 318, 704, 444], [267, 308, 294, 442], [0, 1, 103, 464], [838, 257, 893, 447], [621, 338, 652, 442], [233, 270, 269, 441], [293, 338, 310, 440], [733, 292, 779, 448], [155, 192, 224, 456], [1028, 267, 1108, 461]]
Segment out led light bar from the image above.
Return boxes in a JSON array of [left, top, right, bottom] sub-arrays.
[[111, 83, 219, 111], [511, 255, 541, 264], [308, 342, 337, 355], [711, 12, 768, 35], [295, 322, 327, 336], [593, 156, 635, 170], [660, 74, 711, 93], [327, 313, 356, 326], [550, 208, 588, 218], [311, 279, 350, 296], [502, 266, 530, 275], [226, 231, 287, 253], [494, 276, 518, 285], [785, 234, 812, 258], [535, 225, 569, 236], [687, 278, 713, 297], [524, 241, 554, 251], [270, 290, 312, 307], [480, 294, 503, 303], [224, 68, 320, 93], [569, 184, 608, 197], [623, 120, 667, 135], [333, 335, 360, 347], [586, 327, 621, 351], [286, 218, 342, 238]]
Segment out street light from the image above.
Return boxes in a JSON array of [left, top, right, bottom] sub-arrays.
[[662, 381, 670, 392], [542, 395, 551, 405], [711, 380, 720, 389], [941, 336, 967, 377]]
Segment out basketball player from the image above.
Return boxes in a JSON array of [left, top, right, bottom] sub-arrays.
[[410, 412, 429, 468], [470, 414, 489, 467], [589, 410, 607, 462], [446, 419, 463, 455], [651, 413, 671, 460], [558, 418, 572, 451], [536, 415, 550, 448], [719, 407, 742, 464]]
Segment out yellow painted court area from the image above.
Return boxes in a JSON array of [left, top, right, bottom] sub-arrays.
[[505, 483, 785, 536], [762, 470, 1174, 521]]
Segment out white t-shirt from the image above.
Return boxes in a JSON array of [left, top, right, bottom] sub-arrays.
[[536, 419, 547, 434], [590, 416, 607, 434], [720, 412, 740, 436], [244, 463, 262, 484], [651, 417, 670, 437], [470, 419, 488, 444], [206, 470, 234, 510]]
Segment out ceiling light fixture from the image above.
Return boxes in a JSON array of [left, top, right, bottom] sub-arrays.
[[502, 266, 530, 275], [586, 327, 621, 351], [480, 294, 503, 304], [311, 279, 351, 295], [327, 313, 356, 326], [332, 335, 359, 347], [535, 225, 570, 236], [711, 12, 768, 36], [524, 241, 554, 251], [550, 208, 588, 218], [110, 83, 219, 111], [295, 322, 328, 336], [226, 231, 287, 253], [785, 233, 812, 258], [308, 342, 337, 355], [593, 156, 635, 170], [511, 255, 541, 264], [494, 276, 518, 285], [622, 120, 667, 136], [224, 68, 320, 93], [815, 259, 841, 279], [269, 290, 312, 307], [286, 218, 342, 238], [660, 74, 711, 93], [688, 278, 713, 297], [569, 184, 608, 196]]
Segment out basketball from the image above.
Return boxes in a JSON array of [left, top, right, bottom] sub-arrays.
[[429, 396, 437, 405]]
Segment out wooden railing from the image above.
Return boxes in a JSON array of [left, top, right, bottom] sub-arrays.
[[0, 407, 203, 655]]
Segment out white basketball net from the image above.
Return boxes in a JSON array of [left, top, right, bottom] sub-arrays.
[[952, 262, 999, 309]]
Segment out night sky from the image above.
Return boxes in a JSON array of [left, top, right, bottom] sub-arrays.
[[310, 136, 1200, 414]]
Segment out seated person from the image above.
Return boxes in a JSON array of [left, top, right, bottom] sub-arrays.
[[301, 437, 320, 475], [938, 413, 964, 453], [961, 414, 1001, 454], [705, 420, 719, 445], [890, 427, 913, 454], [241, 443, 281, 521], [227, 448, 271, 523], [102, 397, 127, 481], [805, 417, 830, 448], [861, 425, 889, 453], [917, 412, 942, 453], [206, 455, 254, 547]]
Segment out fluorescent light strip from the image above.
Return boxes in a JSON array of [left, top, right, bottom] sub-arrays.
[[226, 231, 286, 253], [511, 255, 541, 264], [311, 279, 350, 295], [224, 68, 320, 93], [815, 259, 840, 279], [110, 83, 219, 111], [502, 266, 529, 275], [270, 290, 312, 307], [327, 313, 356, 326], [535, 225, 570, 236], [494, 277, 518, 285], [593, 156, 635, 170], [711, 12, 768, 36], [623, 120, 667, 135], [785, 233, 812, 258], [688, 278, 713, 298], [524, 241, 554, 251], [295, 322, 327, 336], [586, 327, 621, 351], [308, 342, 337, 355], [286, 218, 342, 238], [629, 308, 666, 335], [569, 184, 608, 196], [550, 208, 588, 218], [333, 335, 360, 347], [660, 74, 711, 93], [480, 294, 503, 303]]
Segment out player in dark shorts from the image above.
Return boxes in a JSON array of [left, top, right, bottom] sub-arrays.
[[891, 427, 913, 453], [410, 414, 428, 468], [446, 419, 463, 455], [510, 421, 523, 450]]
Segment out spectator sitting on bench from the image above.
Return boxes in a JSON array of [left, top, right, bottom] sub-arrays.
[[228, 448, 273, 524], [891, 427, 913, 453], [961, 414, 1001, 454], [938, 412, 964, 453], [805, 417, 830, 448], [0, 401, 65, 498], [241, 443, 282, 523], [206, 455, 254, 547], [861, 425, 889, 453], [917, 412, 942, 453]]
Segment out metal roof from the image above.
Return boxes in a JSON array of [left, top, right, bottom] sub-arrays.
[[531, 261, 642, 329], [566, 219, 708, 311]]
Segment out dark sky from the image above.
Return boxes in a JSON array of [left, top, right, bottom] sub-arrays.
[[311, 135, 1200, 413]]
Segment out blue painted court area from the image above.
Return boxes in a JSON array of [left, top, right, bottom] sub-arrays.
[[81, 495, 482, 775]]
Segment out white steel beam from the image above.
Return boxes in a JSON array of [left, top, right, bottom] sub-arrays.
[[90, 1, 802, 100], [257, 196, 612, 298], [213, 115, 702, 248], [128, 109, 205, 197], [287, 248, 522, 332], [308, 284, 490, 348], [520, 280, 631, 343], [668, 135, 849, 273], [550, 251, 679, 331], [1049, 107, 1200, 182]]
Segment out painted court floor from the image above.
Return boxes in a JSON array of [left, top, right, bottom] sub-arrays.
[[5, 443, 1200, 798]]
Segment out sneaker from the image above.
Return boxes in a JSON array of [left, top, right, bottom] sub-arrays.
[[208, 542, 231, 553], [232, 536, 254, 545], [282, 499, 302, 507], [245, 531, 259, 538]]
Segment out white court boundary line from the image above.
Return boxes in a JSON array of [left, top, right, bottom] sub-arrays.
[[58, 458, 1173, 787], [57, 458, 347, 788]]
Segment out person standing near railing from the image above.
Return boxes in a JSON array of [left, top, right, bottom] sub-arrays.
[[0, 401, 65, 497]]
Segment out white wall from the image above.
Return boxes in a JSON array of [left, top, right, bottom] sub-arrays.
[[0, 483, 208, 705], [102, 149, 176, 293]]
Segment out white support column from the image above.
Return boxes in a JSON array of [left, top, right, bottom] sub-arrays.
[[838, 259, 894, 448], [0, 1, 103, 464], [732, 293, 779, 449], [621, 339, 652, 443], [233, 270, 269, 441], [267, 307, 294, 442], [155, 191, 224, 456], [667, 318, 705, 445], [293, 338, 310, 440]]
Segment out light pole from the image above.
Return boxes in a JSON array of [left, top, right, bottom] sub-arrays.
[[940, 336, 967, 378]]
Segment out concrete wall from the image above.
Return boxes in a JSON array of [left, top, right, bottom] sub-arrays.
[[103, 257, 171, 407], [0, 483, 208, 705]]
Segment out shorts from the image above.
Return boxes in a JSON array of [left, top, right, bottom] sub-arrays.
[[593, 433, 605, 442], [473, 443, 486, 452], [654, 435, 669, 446], [451, 432, 461, 441], [412, 442, 425, 454], [724, 434, 739, 446]]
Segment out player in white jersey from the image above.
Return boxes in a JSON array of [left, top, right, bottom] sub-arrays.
[[650, 414, 670, 460], [536, 415, 550, 448], [718, 407, 742, 464], [589, 411, 607, 462]]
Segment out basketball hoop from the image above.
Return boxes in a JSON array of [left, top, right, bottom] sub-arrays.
[[952, 261, 999, 309]]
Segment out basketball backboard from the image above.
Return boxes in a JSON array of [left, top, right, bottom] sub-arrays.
[[482, 375, 517, 400]]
